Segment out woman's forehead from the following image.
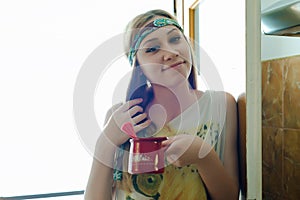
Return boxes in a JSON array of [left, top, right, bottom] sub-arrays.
[[127, 17, 184, 65], [141, 16, 166, 28], [140, 26, 181, 43]]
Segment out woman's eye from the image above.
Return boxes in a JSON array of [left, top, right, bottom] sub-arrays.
[[169, 36, 181, 43], [145, 45, 160, 53]]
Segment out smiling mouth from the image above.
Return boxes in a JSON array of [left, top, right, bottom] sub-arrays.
[[162, 61, 185, 71]]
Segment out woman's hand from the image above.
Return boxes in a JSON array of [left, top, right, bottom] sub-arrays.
[[102, 98, 151, 146], [163, 135, 209, 167]]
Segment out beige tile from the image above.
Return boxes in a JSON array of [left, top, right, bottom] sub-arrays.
[[262, 127, 284, 198], [284, 55, 300, 129], [262, 60, 284, 127], [283, 129, 300, 198]]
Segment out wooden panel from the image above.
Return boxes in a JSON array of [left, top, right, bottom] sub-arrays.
[[237, 93, 247, 199]]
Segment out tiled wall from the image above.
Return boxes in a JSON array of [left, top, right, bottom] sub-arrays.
[[262, 55, 300, 199]]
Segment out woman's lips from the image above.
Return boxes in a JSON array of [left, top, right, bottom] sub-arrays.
[[162, 61, 185, 71]]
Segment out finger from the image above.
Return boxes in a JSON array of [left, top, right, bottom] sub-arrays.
[[128, 105, 143, 117], [119, 98, 143, 112], [164, 139, 186, 157], [166, 154, 180, 166], [134, 119, 152, 133], [161, 136, 175, 147], [132, 112, 148, 125]]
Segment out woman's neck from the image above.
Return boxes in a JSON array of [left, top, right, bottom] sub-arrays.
[[148, 82, 200, 123]]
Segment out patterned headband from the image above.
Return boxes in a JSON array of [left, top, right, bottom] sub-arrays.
[[128, 18, 183, 66]]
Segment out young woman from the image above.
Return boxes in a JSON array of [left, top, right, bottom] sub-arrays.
[[84, 9, 239, 200]]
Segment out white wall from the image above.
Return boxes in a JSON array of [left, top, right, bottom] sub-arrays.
[[0, 0, 173, 197], [198, 0, 246, 98], [0, 0, 247, 197]]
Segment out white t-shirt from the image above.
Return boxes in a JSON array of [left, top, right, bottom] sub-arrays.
[[113, 90, 227, 200]]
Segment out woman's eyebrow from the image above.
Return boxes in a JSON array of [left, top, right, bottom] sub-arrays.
[[167, 28, 177, 34], [142, 38, 158, 46], [141, 28, 178, 47]]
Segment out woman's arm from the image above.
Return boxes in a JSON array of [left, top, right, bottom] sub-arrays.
[[84, 104, 121, 200], [164, 92, 239, 200], [84, 99, 151, 200], [197, 93, 239, 199], [84, 134, 116, 200]]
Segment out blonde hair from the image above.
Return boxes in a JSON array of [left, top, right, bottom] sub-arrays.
[[124, 9, 178, 58], [116, 10, 199, 192], [124, 9, 198, 109]]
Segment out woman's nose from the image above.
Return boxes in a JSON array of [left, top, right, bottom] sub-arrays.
[[162, 47, 179, 61]]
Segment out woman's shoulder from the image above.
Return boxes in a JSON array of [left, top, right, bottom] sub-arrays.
[[194, 89, 204, 95], [201, 90, 236, 103], [207, 91, 237, 118], [211, 91, 236, 107], [194, 90, 237, 117], [194, 90, 204, 99]]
